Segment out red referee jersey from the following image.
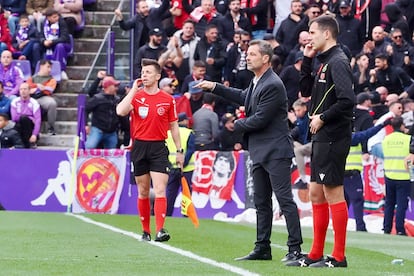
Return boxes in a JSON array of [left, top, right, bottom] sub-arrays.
[[130, 89, 178, 141]]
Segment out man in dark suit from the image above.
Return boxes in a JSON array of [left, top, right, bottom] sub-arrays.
[[196, 40, 303, 263]]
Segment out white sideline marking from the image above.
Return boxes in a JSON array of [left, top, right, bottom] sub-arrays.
[[67, 213, 260, 276]]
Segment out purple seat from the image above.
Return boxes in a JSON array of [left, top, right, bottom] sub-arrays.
[[11, 60, 32, 80], [75, 10, 85, 32], [34, 60, 62, 82], [83, 0, 96, 5]]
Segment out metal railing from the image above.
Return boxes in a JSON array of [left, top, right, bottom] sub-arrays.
[[81, 0, 132, 92]]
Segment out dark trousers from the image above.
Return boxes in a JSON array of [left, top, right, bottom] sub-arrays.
[[166, 169, 193, 216], [344, 170, 367, 231], [253, 158, 302, 252], [15, 116, 35, 148], [383, 177, 411, 234]]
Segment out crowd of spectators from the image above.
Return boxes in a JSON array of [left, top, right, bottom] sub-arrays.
[[100, 0, 414, 152], [0, 0, 85, 148]]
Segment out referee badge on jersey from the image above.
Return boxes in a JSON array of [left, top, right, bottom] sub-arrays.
[[138, 106, 149, 119]]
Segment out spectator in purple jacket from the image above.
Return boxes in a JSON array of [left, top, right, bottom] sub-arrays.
[[10, 82, 42, 148]]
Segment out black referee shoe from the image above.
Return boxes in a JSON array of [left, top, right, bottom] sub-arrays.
[[154, 228, 171, 242], [141, 231, 151, 241], [285, 254, 323, 267], [309, 256, 347, 268]]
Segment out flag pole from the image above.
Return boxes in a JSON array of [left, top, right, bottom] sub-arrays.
[[67, 136, 80, 213]]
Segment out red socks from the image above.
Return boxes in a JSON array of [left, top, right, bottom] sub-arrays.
[[154, 197, 167, 232], [308, 202, 329, 260], [137, 197, 168, 233], [308, 201, 348, 262], [330, 201, 348, 262], [137, 198, 151, 233]]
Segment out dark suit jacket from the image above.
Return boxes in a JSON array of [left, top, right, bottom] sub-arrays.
[[213, 67, 294, 164]]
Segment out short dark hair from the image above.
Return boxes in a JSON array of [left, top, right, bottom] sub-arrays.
[[19, 14, 29, 21], [44, 8, 59, 17], [202, 92, 215, 104], [141, 58, 161, 74], [309, 15, 339, 39], [390, 116, 404, 130], [193, 60, 206, 68], [205, 24, 218, 33], [183, 19, 195, 26], [39, 59, 52, 66], [0, 113, 9, 120], [375, 53, 388, 60]]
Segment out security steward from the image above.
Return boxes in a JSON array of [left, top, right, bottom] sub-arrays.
[[382, 116, 412, 236]]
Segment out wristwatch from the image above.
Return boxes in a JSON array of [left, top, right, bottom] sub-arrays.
[[319, 113, 326, 122], [177, 148, 184, 153]]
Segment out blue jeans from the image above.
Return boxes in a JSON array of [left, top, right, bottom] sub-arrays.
[[383, 177, 411, 234], [370, 143, 384, 159], [85, 126, 118, 149], [252, 30, 267, 40]]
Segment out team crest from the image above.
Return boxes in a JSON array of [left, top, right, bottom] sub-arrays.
[[157, 107, 166, 116]]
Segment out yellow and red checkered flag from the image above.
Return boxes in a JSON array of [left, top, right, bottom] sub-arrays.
[[181, 175, 199, 228]]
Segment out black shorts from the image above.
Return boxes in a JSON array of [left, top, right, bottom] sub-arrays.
[[131, 140, 170, 176], [310, 138, 351, 186]]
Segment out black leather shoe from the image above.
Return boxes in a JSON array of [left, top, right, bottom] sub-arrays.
[[234, 250, 272, 261], [281, 251, 305, 263]]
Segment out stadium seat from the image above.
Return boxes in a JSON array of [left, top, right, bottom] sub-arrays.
[[75, 10, 85, 32], [11, 60, 32, 80], [68, 34, 74, 57], [34, 60, 62, 82]]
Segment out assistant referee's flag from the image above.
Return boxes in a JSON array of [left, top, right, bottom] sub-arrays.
[[181, 176, 199, 228]]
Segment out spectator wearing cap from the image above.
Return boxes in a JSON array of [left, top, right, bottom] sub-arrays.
[[165, 111, 196, 216], [134, 27, 167, 79], [194, 24, 227, 83], [354, 92, 374, 160], [336, 0, 364, 58], [115, 0, 170, 77], [218, 112, 245, 151], [85, 76, 121, 149], [39, 8, 71, 80], [369, 53, 414, 97], [279, 51, 303, 109], [224, 30, 254, 89], [187, 80, 205, 114], [192, 92, 220, 150]]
